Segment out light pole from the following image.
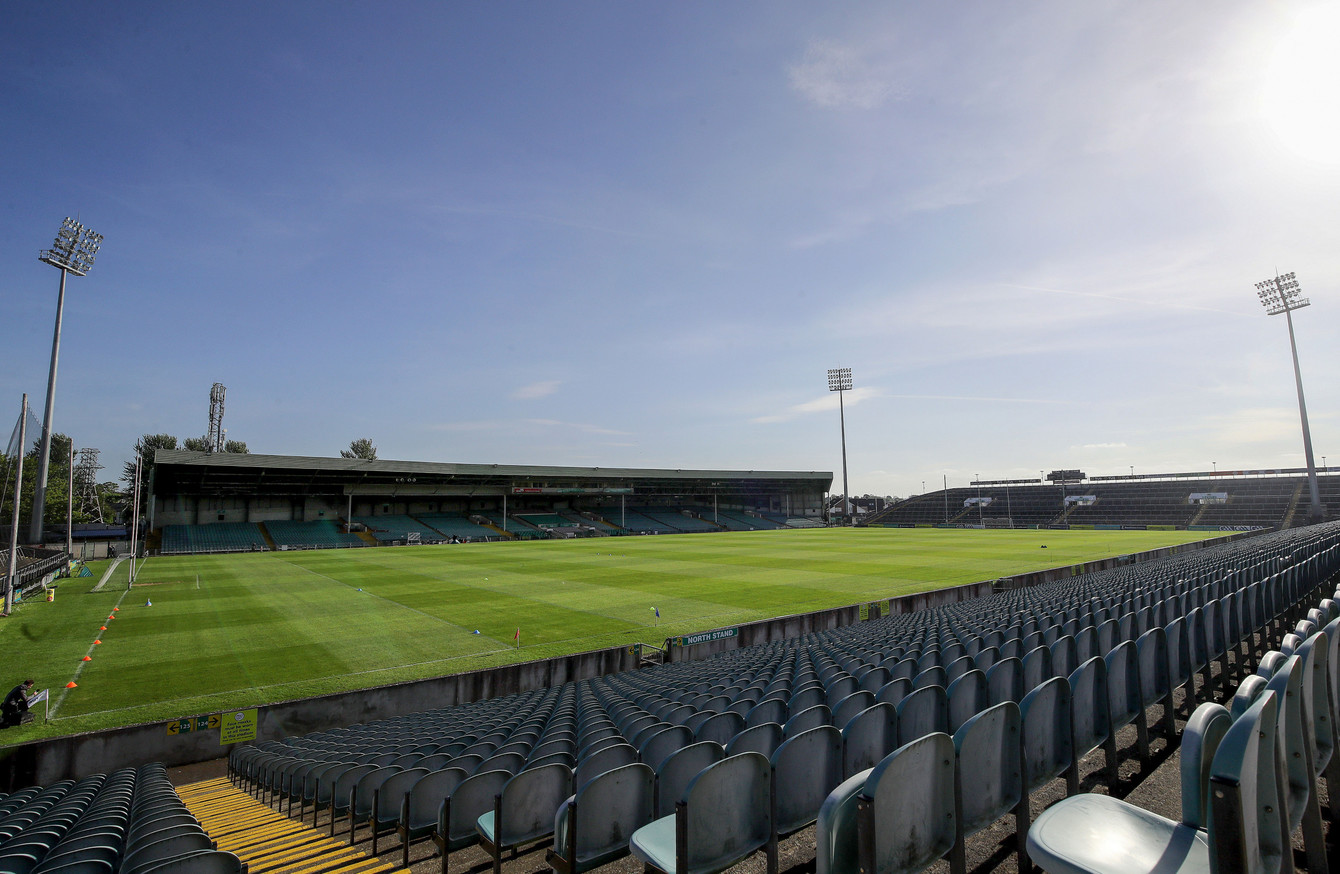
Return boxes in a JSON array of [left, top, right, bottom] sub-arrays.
[[5, 395, 29, 614], [1255, 271, 1324, 522], [827, 368, 852, 525], [29, 218, 103, 545]]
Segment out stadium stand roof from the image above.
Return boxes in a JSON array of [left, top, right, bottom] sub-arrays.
[[151, 451, 833, 499]]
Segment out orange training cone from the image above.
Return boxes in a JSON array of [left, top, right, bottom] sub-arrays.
[[81, 656, 92, 661], [100, 626, 106, 631], [93, 640, 102, 645], [66, 682, 77, 688], [112, 607, 119, 611]]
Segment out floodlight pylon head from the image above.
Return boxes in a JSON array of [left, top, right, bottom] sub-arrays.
[[39, 217, 103, 276], [827, 367, 853, 392], [1255, 272, 1309, 316]]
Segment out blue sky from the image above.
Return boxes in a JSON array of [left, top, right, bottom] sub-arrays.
[[3, 1, 1338, 498]]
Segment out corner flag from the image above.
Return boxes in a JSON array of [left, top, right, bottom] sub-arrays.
[[513, 627, 520, 647]]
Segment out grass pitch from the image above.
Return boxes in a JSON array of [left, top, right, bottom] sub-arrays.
[[0, 527, 1217, 740]]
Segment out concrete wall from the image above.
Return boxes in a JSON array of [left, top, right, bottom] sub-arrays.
[[0, 643, 636, 792]]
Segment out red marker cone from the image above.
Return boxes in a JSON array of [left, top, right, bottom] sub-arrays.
[[112, 607, 119, 611], [100, 626, 107, 631], [93, 640, 102, 645], [66, 682, 77, 688], [81, 656, 92, 661]]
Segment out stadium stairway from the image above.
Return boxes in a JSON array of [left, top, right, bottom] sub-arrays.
[[178, 777, 409, 874]]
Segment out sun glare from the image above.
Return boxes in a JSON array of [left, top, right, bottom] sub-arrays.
[[1262, 5, 1340, 165]]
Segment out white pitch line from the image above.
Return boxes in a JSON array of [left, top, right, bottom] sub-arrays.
[[50, 588, 132, 718]]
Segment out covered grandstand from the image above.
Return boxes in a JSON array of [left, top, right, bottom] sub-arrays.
[[149, 451, 831, 554], [868, 466, 1336, 531]]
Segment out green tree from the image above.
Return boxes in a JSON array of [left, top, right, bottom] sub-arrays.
[[224, 440, 249, 454], [341, 438, 377, 460], [182, 436, 211, 452], [122, 434, 178, 522], [0, 433, 77, 529]]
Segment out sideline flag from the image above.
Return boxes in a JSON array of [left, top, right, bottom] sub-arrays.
[[26, 689, 47, 707], [652, 606, 660, 619], [513, 627, 520, 647]]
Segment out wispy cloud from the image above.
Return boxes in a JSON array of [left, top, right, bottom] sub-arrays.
[[1078, 442, 1129, 450], [788, 40, 905, 110], [512, 380, 561, 400], [430, 418, 630, 437], [752, 386, 882, 424]]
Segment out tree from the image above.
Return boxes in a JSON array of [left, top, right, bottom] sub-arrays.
[[224, 440, 249, 454], [1, 433, 85, 529], [122, 434, 178, 522], [182, 436, 211, 452], [341, 438, 377, 460]]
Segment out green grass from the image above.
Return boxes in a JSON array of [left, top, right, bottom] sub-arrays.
[[0, 527, 1217, 741]]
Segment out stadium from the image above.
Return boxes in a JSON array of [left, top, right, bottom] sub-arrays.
[[6, 4, 1340, 874]]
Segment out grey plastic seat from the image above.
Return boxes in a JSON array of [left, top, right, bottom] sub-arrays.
[[574, 743, 637, 788], [725, 722, 784, 759], [477, 763, 574, 874], [119, 832, 214, 874], [950, 702, 1022, 874], [654, 742, 723, 818], [1261, 652, 1329, 874], [548, 763, 654, 874], [397, 767, 467, 866], [639, 726, 693, 772], [770, 725, 843, 838], [353, 766, 426, 857], [345, 765, 401, 845], [947, 669, 988, 734], [986, 657, 1025, 706], [431, 769, 510, 874], [1105, 640, 1152, 763], [1013, 676, 1074, 858], [856, 732, 956, 874], [693, 712, 743, 746], [841, 702, 898, 778], [1022, 646, 1053, 695], [815, 768, 871, 874], [128, 851, 243, 874], [831, 691, 875, 731], [745, 699, 787, 729], [629, 752, 777, 874], [783, 704, 831, 738], [1136, 627, 1177, 739], [1025, 693, 1279, 874], [896, 685, 948, 746], [875, 678, 913, 708], [1068, 657, 1115, 787]]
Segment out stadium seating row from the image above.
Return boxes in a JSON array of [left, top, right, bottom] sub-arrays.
[[224, 522, 1340, 874], [0, 763, 241, 873]]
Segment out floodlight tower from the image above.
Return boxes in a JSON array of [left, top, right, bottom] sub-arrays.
[[207, 383, 227, 453], [827, 368, 853, 524], [1255, 271, 1324, 523], [29, 218, 103, 545]]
